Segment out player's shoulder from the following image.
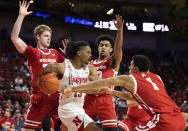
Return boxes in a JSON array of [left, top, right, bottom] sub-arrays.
[[88, 64, 96, 70], [89, 59, 97, 64], [49, 48, 58, 53]]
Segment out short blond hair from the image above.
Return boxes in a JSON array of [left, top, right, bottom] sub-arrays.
[[34, 24, 52, 39]]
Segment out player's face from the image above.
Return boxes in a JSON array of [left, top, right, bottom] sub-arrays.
[[80, 46, 92, 64], [37, 31, 51, 48], [98, 40, 113, 58], [129, 60, 138, 74]]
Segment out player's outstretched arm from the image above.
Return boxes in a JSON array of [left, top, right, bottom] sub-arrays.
[[39, 63, 65, 78], [11, 1, 33, 53], [111, 14, 124, 71], [101, 88, 135, 101], [65, 75, 135, 93]]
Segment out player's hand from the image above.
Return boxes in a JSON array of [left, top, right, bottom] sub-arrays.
[[58, 85, 67, 93], [19, 1, 33, 16], [113, 14, 124, 32], [64, 87, 72, 97], [59, 39, 70, 55], [100, 87, 112, 94]]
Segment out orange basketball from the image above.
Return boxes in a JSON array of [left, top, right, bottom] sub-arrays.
[[38, 73, 60, 94]]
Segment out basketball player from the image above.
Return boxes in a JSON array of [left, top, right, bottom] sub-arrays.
[[11, 1, 66, 130], [84, 14, 124, 131], [99, 88, 151, 131], [39, 41, 102, 131], [63, 55, 186, 131]]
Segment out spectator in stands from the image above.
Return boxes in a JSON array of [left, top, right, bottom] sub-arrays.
[[14, 84, 22, 92], [0, 110, 15, 131], [21, 103, 29, 116], [12, 109, 24, 131], [0, 53, 8, 63], [13, 103, 21, 113], [14, 76, 23, 85]]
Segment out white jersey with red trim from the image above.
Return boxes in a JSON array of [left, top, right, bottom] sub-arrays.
[[90, 57, 117, 90], [59, 59, 89, 109]]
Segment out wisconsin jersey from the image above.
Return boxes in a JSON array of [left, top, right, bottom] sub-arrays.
[[84, 57, 118, 128], [22, 45, 65, 94], [90, 57, 117, 90], [130, 72, 181, 115], [59, 59, 89, 109]]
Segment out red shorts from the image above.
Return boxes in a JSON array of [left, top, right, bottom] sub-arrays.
[[133, 113, 186, 131], [118, 118, 145, 131], [24, 92, 60, 129], [84, 94, 117, 128]]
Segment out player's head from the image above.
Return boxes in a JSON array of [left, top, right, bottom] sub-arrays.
[[96, 34, 114, 59], [129, 55, 151, 74], [34, 24, 52, 48], [66, 41, 92, 64]]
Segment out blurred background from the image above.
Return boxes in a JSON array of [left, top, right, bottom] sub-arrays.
[[0, 0, 188, 130]]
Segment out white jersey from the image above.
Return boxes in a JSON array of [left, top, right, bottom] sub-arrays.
[[58, 59, 93, 131], [59, 59, 89, 109]]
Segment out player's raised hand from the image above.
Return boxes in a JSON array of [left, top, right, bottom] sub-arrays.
[[113, 14, 124, 31], [19, 0, 33, 16], [59, 39, 70, 55]]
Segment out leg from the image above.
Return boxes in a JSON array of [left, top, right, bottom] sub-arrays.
[[24, 94, 48, 130], [22, 128, 35, 131], [104, 127, 118, 131], [42, 115, 51, 131], [83, 122, 102, 131], [117, 127, 125, 131], [98, 96, 118, 130]]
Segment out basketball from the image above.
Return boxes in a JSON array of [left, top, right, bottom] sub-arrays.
[[38, 73, 60, 94]]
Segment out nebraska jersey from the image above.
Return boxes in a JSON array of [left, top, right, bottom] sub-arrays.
[[59, 59, 89, 109], [130, 72, 181, 115], [22, 45, 65, 94], [90, 57, 117, 89]]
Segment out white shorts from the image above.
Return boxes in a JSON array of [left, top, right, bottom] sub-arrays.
[[58, 106, 93, 131]]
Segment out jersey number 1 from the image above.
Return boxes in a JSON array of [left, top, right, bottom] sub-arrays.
[[146, 77, 159, 90]]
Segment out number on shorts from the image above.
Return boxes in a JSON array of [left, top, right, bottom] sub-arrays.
[[72, 116, 82, 126], [146, 77, 159, 90]]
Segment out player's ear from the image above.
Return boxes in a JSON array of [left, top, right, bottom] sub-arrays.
[[135, 66, 139, 72], [77, 51, 81, 56], [36, 34, 40, 41], [110, 47, 113, 53]]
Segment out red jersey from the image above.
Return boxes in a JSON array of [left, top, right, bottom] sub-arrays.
[[0, 118, 14, 129], [130, 72, 181, 115], [126, 105, 150, 122], [90, 57, 117, 89], [22, 45, 65, 94]]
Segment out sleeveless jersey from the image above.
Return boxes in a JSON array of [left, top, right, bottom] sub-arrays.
[[22, 45, 65, 94], [90, 57, 117, 90], [130, 72, 181, 115], [59, 59, 89, 109]]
